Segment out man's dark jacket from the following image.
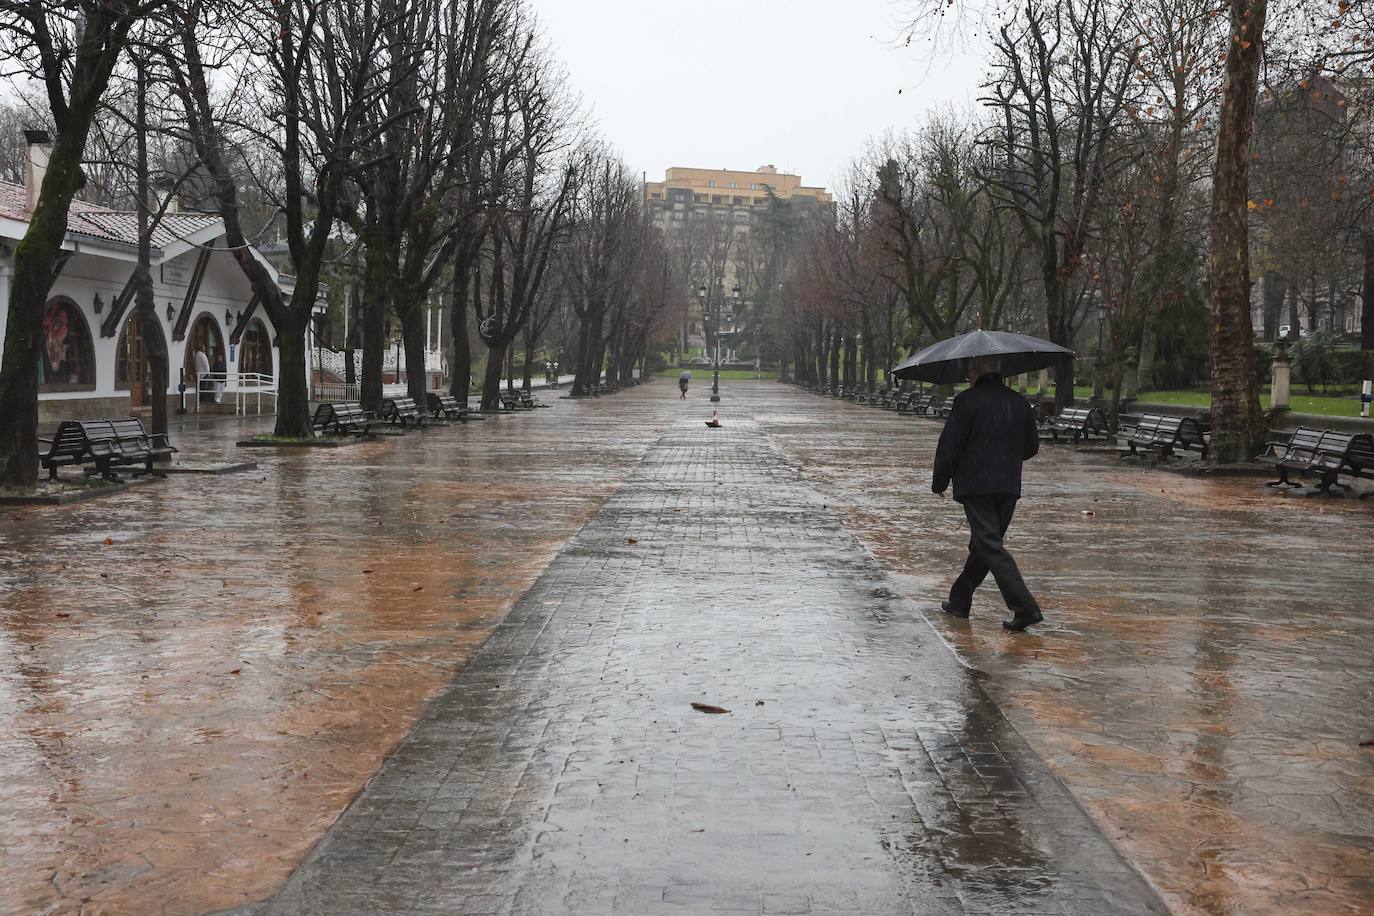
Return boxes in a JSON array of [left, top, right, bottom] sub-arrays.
[[932, 373, 1040, 502]]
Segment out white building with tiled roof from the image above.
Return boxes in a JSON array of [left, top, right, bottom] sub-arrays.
[[0, 137, 300, 422]]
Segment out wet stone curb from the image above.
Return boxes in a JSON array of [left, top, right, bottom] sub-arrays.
[[234, 410, 1169, 916]]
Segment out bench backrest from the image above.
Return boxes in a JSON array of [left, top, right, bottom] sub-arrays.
[[1155, 416, 1184, 440], [1057, 407, 1089, 423], [1282, 427, 1328, 460], [1346, 433, 1374, 470], [79, 419, 119, 444], [1175, 416, 1205, 445], [109, 417, 149, 442], [332, 402, 366, 423], [392, 397, 419, 412], [47, 420, 92, 456]]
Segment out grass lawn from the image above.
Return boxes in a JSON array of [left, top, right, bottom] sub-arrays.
[[1061, 386, 1367, 418], [1137, 389, 1367, 417], [658, 368, 778, 380]]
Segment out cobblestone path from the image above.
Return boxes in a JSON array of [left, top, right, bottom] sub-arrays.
[[244, 409, 1165, 915]]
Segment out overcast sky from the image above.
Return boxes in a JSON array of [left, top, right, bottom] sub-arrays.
[[535, 0, 989, 192]]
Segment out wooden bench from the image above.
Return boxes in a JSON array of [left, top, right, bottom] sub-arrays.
[[1045, 406, 1108, 443], [380, 396, 430, 428], [1258, 427, 1374, 495], [518, 388, 549, 408], [496, 389, 522, 410], [919, 396, 950, 419], [1122, 413, 1209, 460], [108, 417, 178, 478], [39, 420, 118, 480], [427, 392, 483, 421], [311, 401, 376, 437]]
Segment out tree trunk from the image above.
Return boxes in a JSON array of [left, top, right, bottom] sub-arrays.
[[0, 12, 129, 487], [0, 174, 82, 487], [274, 313, 313, 437], [402, 312, 427, 402], [1260, 272, 1284, 341], [481, 339, 506, 410], [1208, 0, 1268, 463], [359, 242, 392, 412], [1362, 230, 1374, 350], [449, 269, 472, 403], [522, 330, 535, 390]]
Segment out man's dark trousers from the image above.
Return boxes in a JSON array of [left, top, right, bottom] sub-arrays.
[[948, 493, 1040, 615]]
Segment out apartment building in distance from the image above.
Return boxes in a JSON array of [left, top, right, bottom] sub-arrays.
[[644, 165, 833, 352]]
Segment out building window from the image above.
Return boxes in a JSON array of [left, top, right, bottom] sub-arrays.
[[672, 211, 684, 221], [735, 211, 750, 223], [39, 297, 95, 391], [733, 196, 747, 206], [711, 194, 725, 204], [693, 194, 707, 203], [239, 319, 273, 376], [707, 180, 716, 188], [749, 183, 759, 190], [650, 192, 662, 199]]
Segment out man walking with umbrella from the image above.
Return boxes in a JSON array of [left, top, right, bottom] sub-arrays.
[[678, 369, 692, 399], [931, 354, 1044, 631]]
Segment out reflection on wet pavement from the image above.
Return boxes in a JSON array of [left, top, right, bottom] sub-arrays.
[[757, 383, 1374, 916], [247, 403, 1163, 915], [0, 401, 663, 914]]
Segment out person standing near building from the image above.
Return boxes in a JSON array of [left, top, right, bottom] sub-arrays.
[[193, 346, 211, 405], [211, 351, 226, 404], [931, 355, 1044, 631]]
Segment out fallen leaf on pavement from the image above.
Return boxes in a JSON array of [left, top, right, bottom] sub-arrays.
[[1360, 739, 1374, 747], [102, 537, 113, 546], [627, 537, 638, 544], [691, 703, 730, 714]]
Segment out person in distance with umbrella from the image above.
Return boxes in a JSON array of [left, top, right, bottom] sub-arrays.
[[931, 354, 1044, 631]]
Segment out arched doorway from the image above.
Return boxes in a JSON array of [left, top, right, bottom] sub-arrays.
[[238, 319, 273, 378], [184, 313, 226, 402], [39, 297, 95, 390], [116, 313, 167, 408]]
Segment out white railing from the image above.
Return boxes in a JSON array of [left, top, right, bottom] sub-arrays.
[[192, 371, 278, 416], [317, 347, 444, 380], [234, 372, 277, 416]]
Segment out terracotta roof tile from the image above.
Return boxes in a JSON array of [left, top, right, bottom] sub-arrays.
[[0, 180, 221, 251]]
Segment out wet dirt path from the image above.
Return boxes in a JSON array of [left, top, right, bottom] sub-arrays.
[[756, 382, 1374, 916], [0, 394, 664, 915]]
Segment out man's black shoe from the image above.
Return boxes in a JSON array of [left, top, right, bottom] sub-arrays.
[[1002, 610, 1044, 632], [941, 600, 970, 619]]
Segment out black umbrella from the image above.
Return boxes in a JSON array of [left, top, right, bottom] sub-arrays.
[[890, 329, 1074, 384]]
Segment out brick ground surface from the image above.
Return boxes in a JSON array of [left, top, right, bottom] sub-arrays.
[[238, 407, 1166, 915]]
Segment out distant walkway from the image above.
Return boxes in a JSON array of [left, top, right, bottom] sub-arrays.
[[246, 409, 1164, 915]]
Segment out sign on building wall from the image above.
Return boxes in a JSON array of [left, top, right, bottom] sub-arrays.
[[160, 253, 194, 286]]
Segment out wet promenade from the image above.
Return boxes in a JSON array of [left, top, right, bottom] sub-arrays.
[[2, 381, 1371, 915]]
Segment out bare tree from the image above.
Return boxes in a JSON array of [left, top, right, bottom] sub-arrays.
[[167, 0, 399, 437], [0, 0, 167, 486]]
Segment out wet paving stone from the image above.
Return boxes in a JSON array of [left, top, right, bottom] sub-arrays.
[[242, 400, 1166, 916], [0, 397, 665, 914], [751, 383, 1374, 916]]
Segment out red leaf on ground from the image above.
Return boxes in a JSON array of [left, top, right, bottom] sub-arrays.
[[627, 538, 638, 544], [102, 537, 113, 546], [1360, 739, 1374, 747], [691, 703, 730, 714]]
